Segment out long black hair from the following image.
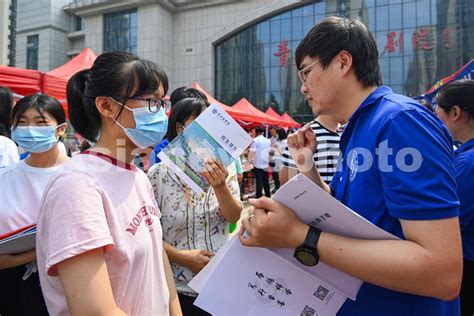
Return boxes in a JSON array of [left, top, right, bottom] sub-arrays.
[[12, 94, 66, 128], [276, 128, 287, 140], [0, 86, 13, 137], [67, 51, 169, 142], [166, 98, 207, 141]]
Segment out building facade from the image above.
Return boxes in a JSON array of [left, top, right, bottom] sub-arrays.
[[0, 0, 16, 66], [11, 0, 474, 121]]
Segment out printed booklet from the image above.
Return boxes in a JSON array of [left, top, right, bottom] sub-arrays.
[[189, 174, 398, 315], [158, 103, 253, 194], [0, 224, 36, 255]]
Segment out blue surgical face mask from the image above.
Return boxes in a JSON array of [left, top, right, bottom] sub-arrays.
[[115, 106, 168, 149], [11, 125, 63, 153]]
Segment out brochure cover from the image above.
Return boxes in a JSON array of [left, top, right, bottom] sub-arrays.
[[0, 224, 36, 255], [158, 103, 253, 194]]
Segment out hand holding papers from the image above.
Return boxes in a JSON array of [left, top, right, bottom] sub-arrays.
[[189, 174, 398, 315], [194, 236, 348, 316], [158, 103, 253, 195], [0, 224, 36, 255]]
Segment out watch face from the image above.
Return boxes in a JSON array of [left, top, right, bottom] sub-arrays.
[[295, 249, 318, 266]]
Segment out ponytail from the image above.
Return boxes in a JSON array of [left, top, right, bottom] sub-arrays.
[[67, 69, 101, 142], [67, 51, 169, 142]]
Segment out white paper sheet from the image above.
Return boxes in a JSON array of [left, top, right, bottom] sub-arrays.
[[188, 234, 235, 293], [194, 237, 347, 316], [191, 174, 399, 314], [269, 174, 398, 299]]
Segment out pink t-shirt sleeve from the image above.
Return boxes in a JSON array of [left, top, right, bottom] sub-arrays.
[[39, 172, 114, 276]]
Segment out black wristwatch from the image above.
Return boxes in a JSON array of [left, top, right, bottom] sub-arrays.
[[293, 226, 321, 266]]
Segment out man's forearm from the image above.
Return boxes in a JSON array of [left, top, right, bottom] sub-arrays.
[[302, 166, 331, 194], [287, 219, 462, 301], [279, 166, 297, 185]]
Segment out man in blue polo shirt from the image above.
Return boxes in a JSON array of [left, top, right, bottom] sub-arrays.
[[239, 16, 462, 315]]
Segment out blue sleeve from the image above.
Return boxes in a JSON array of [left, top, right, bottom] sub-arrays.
[[455, 155, 474, 230], [149, 139, 169, 166], [377, 110, 459, 220], [329, 167, 342, 197], [149, 148, 161, 166]]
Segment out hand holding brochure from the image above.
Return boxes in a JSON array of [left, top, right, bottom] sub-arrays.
[[0, 224, 36, 255], [158, 103, 253, 194], [189, 174, 398, 315]]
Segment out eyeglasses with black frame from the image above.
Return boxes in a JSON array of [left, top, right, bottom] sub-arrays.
[[129, 97, 171, 113]]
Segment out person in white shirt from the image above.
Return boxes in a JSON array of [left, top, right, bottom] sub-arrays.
[[0, 135, 18, 168], [0, 94, 69, 316], [269, 127, 288, 192], [0, 86, 19, 169], [248, 127, 271, 197]]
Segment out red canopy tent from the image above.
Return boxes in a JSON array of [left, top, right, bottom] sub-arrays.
[[47, 48, 96, 79], [191, 82, 232, 110], [0, 48, 97, 115], [190, 83, 293, 128], [43, 48, 97, 112], [265, 107, 295, 128], [282, 112, 301, 128], [231, 98, 276, 126], [191, 83, 263, 126], [0, 65, 43, 96]]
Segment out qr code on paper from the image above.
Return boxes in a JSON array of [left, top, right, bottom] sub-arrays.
[[300, 305, 317, 316], [313, 285, 329, 301]]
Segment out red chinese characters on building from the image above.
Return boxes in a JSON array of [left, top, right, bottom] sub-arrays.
[[381, 28, 452, 53], [274, 39, 291, 67], [412, 28, 434, 51], [382, 31, 403, 55], [443, 28, 451, 49]]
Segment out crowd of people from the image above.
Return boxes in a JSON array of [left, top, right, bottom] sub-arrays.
[[0, 15, 472, 316]]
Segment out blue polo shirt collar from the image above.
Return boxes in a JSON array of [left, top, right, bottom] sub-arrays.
[[339, 86, 392, 153], [455, 138, 474, 155], [348, 86, 392, 123]]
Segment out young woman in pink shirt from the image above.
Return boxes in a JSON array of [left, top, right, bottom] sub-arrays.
[[36, 51, 182, 315]]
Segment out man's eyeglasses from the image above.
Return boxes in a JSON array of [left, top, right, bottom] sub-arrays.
[[129, 97, 171, 113], [298, 60, 320, 83]]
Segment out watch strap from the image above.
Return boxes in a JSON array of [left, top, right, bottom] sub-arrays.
[[305, 225, 322, 250]]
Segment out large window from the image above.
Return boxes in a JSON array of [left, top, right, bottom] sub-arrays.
[[26, 34, 39, 70], [104, 9, 137, 54], [215, 0, 474, 122], [74, 16, 83, 32]]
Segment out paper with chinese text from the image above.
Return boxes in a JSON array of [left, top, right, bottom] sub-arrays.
[[158, 103, 252, 194], [190, 174, 398, 315]]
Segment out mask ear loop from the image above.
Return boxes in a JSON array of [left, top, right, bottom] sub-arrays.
[[177, 122, 185, 134], [54, 123, 67, 142], [109, 97, 133, 129]]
